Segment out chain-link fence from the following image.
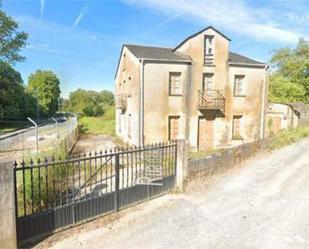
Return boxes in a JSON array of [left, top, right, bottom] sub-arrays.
[[0, 116, 79, 164]]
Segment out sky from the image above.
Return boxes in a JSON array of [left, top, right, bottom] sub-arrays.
[[3, 0, 309, 98]]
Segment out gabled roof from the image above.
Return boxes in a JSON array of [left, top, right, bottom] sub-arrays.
[[229, 52, 266, 66], [115, 28, 266, 78], [173, 26, 231, 51], [124, 44, 192, 62], [114, 44, 192, 79]]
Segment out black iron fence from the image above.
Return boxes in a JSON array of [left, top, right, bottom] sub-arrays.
[[13, 141, 177, 245]]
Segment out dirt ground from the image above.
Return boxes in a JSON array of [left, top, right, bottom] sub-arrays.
[[34, 138, 309, 249], [71, 134, 117, 155]]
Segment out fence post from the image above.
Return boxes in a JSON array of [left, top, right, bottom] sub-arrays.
[[176, 139, 188, 191], [27, 117, 38, 154], [0, 162, 17, 249], [115, 153, 120, 211]]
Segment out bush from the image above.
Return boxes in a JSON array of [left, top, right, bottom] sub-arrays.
[[269, 125, 309, 150]]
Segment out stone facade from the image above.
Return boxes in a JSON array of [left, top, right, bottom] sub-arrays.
[[115, 26, 268, 151]]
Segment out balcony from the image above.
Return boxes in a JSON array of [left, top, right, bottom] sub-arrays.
[[197, 89, 225, 112], [116, 94, 127, 111]]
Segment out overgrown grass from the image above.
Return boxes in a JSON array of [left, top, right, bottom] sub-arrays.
[[268, 124, 309, 150], [79, 105, 115, 136]]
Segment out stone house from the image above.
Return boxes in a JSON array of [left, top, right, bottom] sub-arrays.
[[266, 103, 300, 136], [115, 26, 269, 151]]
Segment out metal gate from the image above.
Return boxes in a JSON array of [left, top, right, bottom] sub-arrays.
[[13, 142, 177, 245]]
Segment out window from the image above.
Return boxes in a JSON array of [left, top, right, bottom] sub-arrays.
[[232, 115, 243, 140], [169, 72, 182, 95], [118, 113, 122, 133], [203, 73, 214, 90], [204, 35, 214, 65], [168, 116, 180, 140], [234, 75, 246, 96], [128, 114, 131, 138]]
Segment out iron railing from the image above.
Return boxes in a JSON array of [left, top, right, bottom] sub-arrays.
[[13, 141, 177, 244], [116, 94, 127, 110], [197, 89, 225, 112]]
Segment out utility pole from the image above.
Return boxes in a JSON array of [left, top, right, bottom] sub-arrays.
[[27, 117, 38, 154]]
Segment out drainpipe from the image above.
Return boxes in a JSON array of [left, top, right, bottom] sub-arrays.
[[260, 65, 269, 139], [139, 59, 145, 147]]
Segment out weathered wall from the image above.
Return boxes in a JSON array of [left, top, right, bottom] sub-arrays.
[[143, 62, 191, 144], [228, 66, 267, 145], [266, 103, 299, 136], [188, 139, 270, 181], [0, 163, 17, 249], [175, 29, 267, 150], [115, 47, 141, 146], [289, 103, 309, 125], [176, 29, 230, 150]]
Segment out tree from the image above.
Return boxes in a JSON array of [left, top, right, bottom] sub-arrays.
[[63, 89, 114, 117], [27, 70, 61, 116], [269, 74, 306, 103], [0, 61, 36, 118], [0, 10, 28, 65], [269, 38, 309, 103]]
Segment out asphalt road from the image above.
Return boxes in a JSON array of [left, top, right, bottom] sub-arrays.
[[40, 138, 309, 249]]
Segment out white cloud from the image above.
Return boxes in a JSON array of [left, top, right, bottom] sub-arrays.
[[124, 0, 308, 44], [27, 43, 60, 54], [72, 4, 88, 27]]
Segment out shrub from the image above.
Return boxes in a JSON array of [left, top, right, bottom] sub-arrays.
[[269, 124, 309, 150]]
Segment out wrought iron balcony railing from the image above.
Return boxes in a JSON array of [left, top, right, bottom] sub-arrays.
[[197, 89, 225, 112], [116, 94, 127, 110]]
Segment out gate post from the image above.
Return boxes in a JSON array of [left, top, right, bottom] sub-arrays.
[[0, 162, 17, 249], [114, 153, 120, 211], [176, 140, 188, 191]]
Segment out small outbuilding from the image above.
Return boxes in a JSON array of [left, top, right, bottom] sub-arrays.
[[266, 103, 300, 136]]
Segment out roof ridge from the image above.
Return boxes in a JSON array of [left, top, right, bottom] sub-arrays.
[[173, 26, 231, 51], [124, 44, 173, 50]]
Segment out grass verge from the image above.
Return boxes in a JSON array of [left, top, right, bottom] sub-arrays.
[[79, 106, 115, 136], [268, 124, 309, 150]]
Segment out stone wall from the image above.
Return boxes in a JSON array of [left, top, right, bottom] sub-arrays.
[[0, 162, 17, 249], [188, 139, 270, 180]]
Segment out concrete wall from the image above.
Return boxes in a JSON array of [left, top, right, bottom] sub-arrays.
[[188, 139, 270, 181], [143, 62, 191, 144], [115, 47, 141, 146], [0, 163, 17, 249]]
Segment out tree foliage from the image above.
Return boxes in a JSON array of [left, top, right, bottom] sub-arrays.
[[27, 70, 61, 116], [63, 89, 114, 117], [0, 10, 28, 65], [0, 61, 36, 118], [269, 39, 309, 103]]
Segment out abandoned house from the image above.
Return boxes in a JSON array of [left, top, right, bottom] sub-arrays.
[[115, 26, 269, 151]]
